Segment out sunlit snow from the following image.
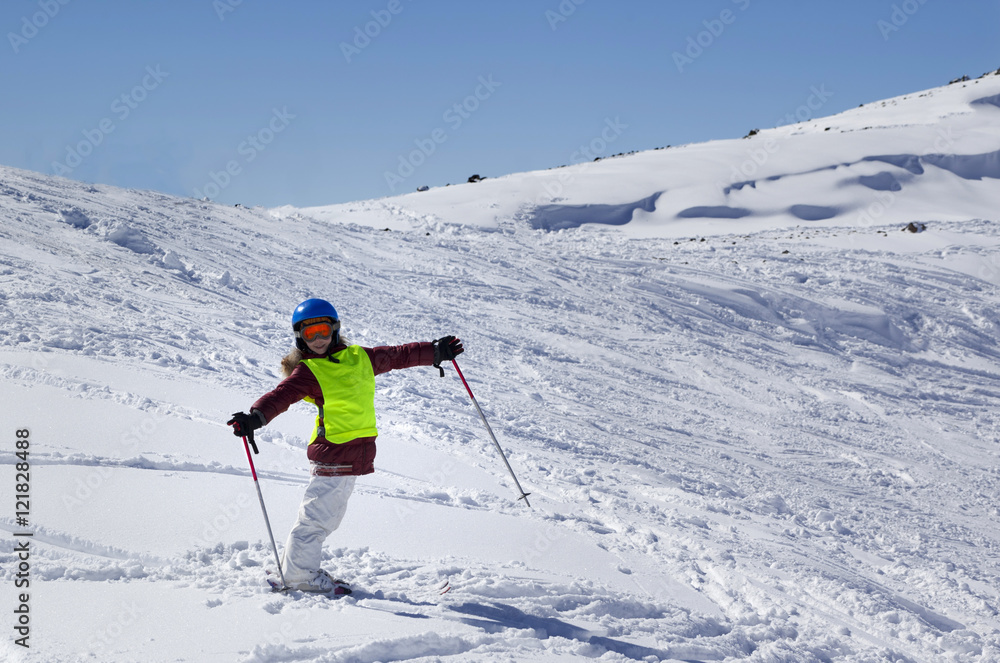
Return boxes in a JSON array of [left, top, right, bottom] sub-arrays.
[[2, 72, 1000, 662]]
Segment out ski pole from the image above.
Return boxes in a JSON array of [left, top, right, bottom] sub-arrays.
[[450, 359, 532, 508], [241, 435, 288, 589]]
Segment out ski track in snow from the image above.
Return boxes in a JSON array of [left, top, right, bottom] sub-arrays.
[[3, 76, 1000, 662]]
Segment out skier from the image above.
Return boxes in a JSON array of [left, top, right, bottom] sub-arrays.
[[227, 298, 463, 592]]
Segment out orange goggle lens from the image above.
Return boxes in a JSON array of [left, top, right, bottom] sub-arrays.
[[301, 322, 334, 342]]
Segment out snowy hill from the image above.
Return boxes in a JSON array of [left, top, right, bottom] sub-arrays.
[[275, 70, 1000, 238], [2, 72, 1000, 662]]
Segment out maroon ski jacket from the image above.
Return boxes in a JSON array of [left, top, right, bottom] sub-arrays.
[[251, 342, 436, 475]]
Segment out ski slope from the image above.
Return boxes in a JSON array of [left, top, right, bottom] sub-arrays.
[[1, 71, 1000, 662]]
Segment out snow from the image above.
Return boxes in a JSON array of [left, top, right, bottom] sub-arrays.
[[1, 71, 1000, 661]]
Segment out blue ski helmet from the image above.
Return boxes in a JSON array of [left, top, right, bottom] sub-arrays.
[[292, 298, 340, 349], [292, 298, 338, 327]]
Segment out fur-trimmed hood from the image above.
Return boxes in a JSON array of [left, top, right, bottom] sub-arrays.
[[280, 348, 304, 377]]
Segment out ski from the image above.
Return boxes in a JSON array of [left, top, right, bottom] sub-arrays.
[[266, 570, 352, 596], [266, 570, 451, 597]]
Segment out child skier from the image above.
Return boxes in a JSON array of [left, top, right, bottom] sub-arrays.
[[227, 298, 463, 592]]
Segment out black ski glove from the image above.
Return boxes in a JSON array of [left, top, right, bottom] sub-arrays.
[[433, 336, 464, 377], [227, 410, 266, 452]]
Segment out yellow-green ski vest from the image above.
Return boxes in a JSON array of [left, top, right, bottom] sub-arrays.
[[302, 346, 377, 445]]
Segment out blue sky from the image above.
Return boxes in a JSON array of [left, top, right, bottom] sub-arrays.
[[1, 0, 997, 208]]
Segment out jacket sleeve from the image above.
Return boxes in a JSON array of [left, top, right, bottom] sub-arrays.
[[250, 363, 322, 424], [366, 342, 436, 377]]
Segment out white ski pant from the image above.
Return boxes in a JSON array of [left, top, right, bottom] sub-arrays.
[[280, 474, 356, 584]]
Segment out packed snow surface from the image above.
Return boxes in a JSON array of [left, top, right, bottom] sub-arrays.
[[1, 73, 1000, 662]]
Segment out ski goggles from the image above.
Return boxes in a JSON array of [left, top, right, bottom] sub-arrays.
[[299, 319, 339, 342]]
